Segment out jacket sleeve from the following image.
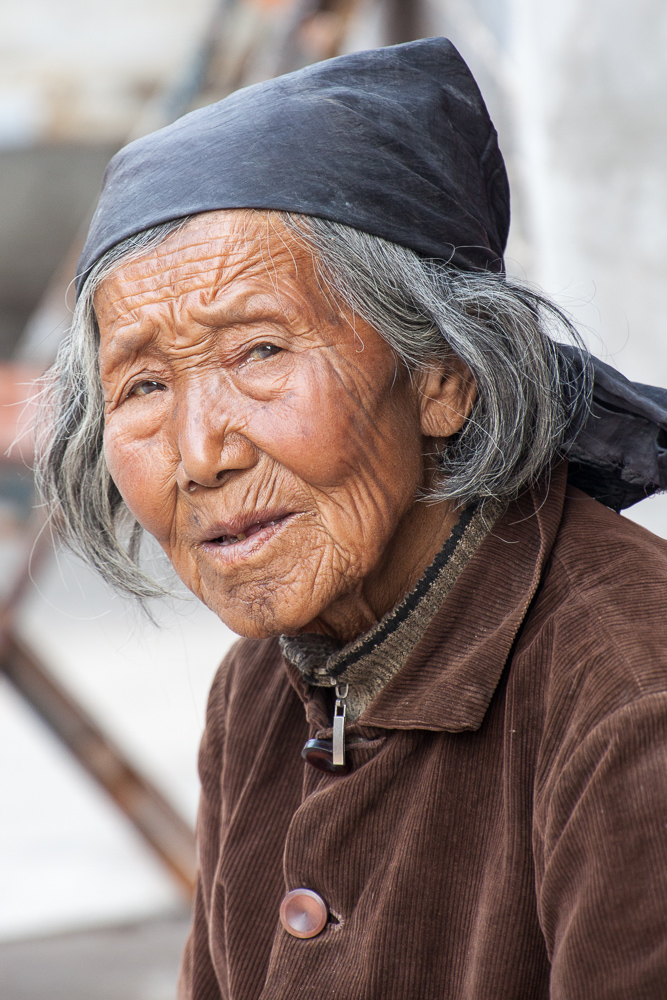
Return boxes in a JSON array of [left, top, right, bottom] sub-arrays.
[[178, 653, 235, 1000], [178, 876, 223, 1000], [536, 693, 667, 999]]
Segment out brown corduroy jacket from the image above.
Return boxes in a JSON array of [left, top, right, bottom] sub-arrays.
[[179, 463, 667, 999]]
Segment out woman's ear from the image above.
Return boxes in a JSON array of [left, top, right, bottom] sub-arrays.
[[417, 356, 477, 439]]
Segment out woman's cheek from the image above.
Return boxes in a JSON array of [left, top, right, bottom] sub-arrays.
[[246, 381, 369, 489], [103, 419, 176, 541]]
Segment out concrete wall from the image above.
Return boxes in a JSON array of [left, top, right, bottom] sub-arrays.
[[509, 0, 667, 535], [509, 0, 667, 385]]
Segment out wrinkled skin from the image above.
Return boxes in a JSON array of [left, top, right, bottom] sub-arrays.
[[97, 211, 476, 641]]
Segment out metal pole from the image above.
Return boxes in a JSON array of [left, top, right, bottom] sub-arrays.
[[385, 0, 425, 45], [1, 634, 197, 895]]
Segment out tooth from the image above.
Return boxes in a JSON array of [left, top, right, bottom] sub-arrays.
[[236, 531, 247, 541]]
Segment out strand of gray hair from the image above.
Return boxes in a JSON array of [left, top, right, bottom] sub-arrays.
[[35, 213, 590, 601]]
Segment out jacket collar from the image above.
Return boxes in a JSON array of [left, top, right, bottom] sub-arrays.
[[283, 462, 568, 734], [359, 462, 568, 732]]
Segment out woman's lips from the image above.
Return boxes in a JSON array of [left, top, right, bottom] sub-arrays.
[[211, 514, 289, 546], [198, 511, 296, 556]]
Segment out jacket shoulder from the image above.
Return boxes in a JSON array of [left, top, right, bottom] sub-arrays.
[[545, 489, 667, 686], [554, 486, 667, 591], [516, 489, 667, 777], [199, 636, 285, 766], [206, 635, 286, 719]]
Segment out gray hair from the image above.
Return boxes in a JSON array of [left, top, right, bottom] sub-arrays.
[[35, 212, 589, 600]]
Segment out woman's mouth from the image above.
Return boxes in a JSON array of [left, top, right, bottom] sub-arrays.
[[211, 516, 289, 546], [199, 511, 296, 554]]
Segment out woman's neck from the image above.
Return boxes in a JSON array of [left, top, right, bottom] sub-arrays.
[[301, 495, 462, 644]]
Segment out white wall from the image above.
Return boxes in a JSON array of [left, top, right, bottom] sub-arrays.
[[427, 0, 667, 537], [509, 0, 667, 536]]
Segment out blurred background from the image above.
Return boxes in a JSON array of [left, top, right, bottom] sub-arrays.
[[0, 1, 666, 997]]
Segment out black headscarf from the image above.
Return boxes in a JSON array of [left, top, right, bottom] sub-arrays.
[[77, 37, 508, 288], [77, 37, 667, 512]]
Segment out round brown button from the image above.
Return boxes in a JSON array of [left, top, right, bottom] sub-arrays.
[[279, 888, 328, 939]]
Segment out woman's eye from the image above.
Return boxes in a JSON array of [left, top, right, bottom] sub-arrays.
[[128, 380, 165, 397], [247, 343, 282, 362]]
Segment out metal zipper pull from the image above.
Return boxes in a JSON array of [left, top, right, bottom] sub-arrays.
[[332, 682, 348, 768]]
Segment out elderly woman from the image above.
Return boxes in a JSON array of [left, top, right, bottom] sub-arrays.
[[38, 38, 667, 1000]]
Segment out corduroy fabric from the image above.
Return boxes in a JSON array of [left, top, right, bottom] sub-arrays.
[[179, 462, 667, 999]]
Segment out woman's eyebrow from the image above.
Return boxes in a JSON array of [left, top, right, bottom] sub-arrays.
[[101, 297, 299, 373], [193, 286, 303, 328], [100, 270, 311, 363], [99, 324, 160, 370]]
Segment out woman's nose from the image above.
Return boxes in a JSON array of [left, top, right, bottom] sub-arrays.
[[175, 405, 258, 492]]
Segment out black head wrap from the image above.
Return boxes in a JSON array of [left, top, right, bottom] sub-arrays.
[[77, 37, 667, 512], [77, 37, 508, 289]]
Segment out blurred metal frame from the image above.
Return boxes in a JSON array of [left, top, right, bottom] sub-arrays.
[[1, 631, 199, 895]]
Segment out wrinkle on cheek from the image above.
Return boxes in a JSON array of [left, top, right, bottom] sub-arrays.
[[103, 427, 178, 541], [324, 485, 398, 563], [200, 526, 342, 630], [174, 551, 205, 602], [245, 379, 386, 489]]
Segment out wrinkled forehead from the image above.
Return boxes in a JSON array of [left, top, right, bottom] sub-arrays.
[[94, 209, 317, 323]]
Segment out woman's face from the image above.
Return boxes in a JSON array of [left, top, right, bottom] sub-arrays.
[[96, 211, 473, 639]]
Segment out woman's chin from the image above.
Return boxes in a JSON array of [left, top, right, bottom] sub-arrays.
[[202, 593, 328, 640]]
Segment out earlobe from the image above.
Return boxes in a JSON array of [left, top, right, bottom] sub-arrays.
[[418, 358, 477, 439]]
